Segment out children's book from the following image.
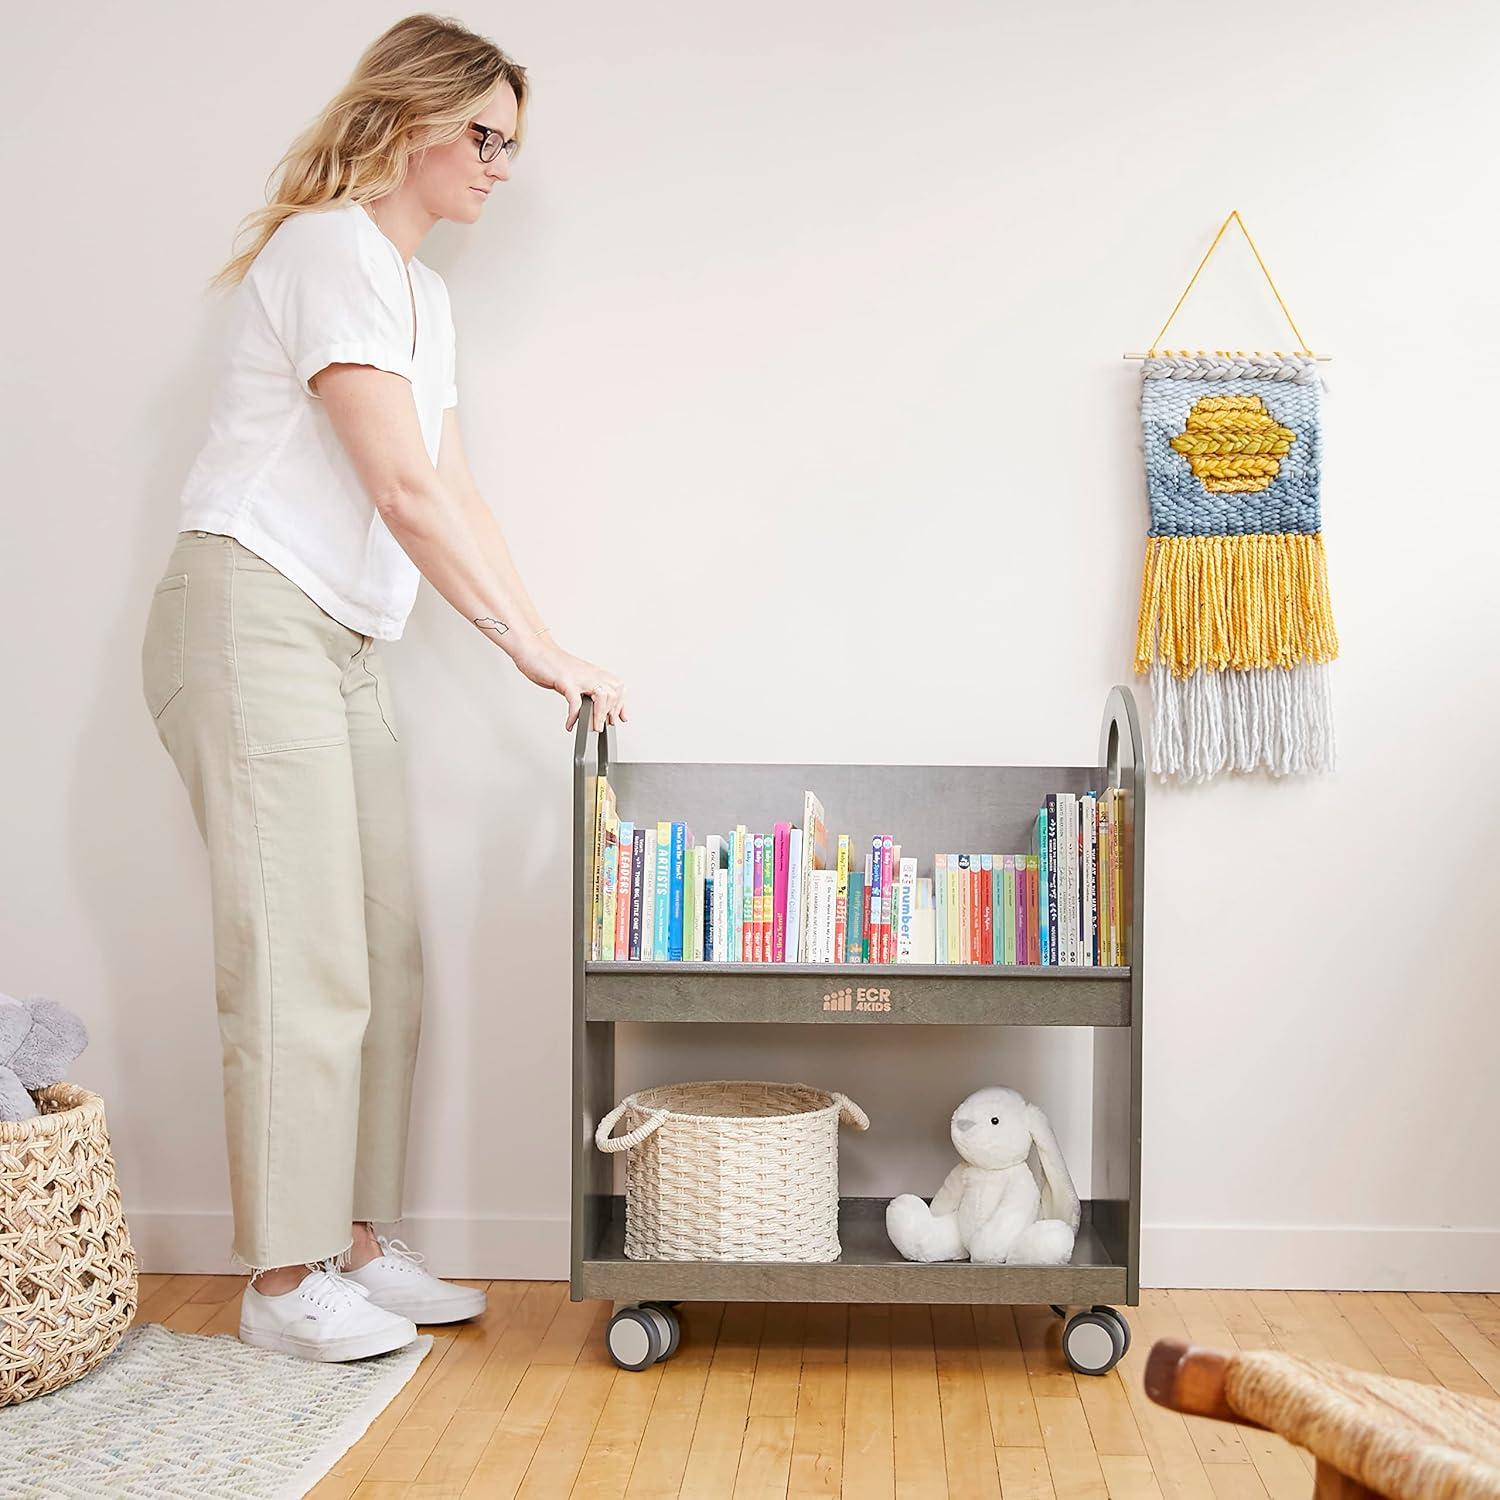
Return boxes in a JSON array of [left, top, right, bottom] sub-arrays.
[[601, 805, 620, 960], [797, 792, 829, 963], [847, 868, 865, 963], [785, 827, 804, 964], [834, 834, 850, 967]]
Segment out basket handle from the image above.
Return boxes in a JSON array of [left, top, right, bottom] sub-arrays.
[[830, 1091, 870, 1131], [594, 1102, 669, 1153]]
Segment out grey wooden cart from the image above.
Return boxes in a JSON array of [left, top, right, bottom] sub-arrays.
[[571, 685, 1144, 1375]]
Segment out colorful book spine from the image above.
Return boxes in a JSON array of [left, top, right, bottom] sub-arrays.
[[933, 852, 947, 964], [772, 821, 790, 963], [589, 775, 608, 960], [652, 820, 669, 960], [613, 821, 634, 960], [786, 826, 804, 963], [667, 821, 685, 961], [835, 835, 850, 965], [846, 869, 864, 963], [877, 836, 891, 962], [629, 827, 646, 960], [761, 833, 773, 960], [980, 854, 993, 964], [896, 857, 916, 960]]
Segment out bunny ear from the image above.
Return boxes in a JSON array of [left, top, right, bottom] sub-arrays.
[[1026, 1103, 1081, 1234]]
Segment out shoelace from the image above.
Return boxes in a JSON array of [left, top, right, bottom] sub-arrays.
[[377, 1234, 427, 1269], [299, 1259, 373, 1311]]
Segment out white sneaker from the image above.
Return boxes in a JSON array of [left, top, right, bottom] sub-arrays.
[[239, 1260, 419, 1362], [341, 1234, 487, 1324]]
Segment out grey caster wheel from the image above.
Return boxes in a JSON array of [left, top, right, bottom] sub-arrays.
[[1091, 1304, 1130, 1357], [640, 1301, 681, 1359], [1062, 1307, 1127, 1375], [606, 1304, 680, 1370]]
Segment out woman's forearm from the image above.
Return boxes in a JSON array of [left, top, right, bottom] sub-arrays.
[[378, 474, 545, 655], [451, 485, 548, 639]]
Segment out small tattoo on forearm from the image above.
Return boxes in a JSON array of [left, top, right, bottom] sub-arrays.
[[473, 616, 510, 637]]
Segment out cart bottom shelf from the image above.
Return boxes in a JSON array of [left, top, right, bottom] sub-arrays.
[[576, 1196, 1129, 1305]]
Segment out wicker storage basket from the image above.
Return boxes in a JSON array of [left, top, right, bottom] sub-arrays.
[[0, 1083, 138, 1405], [594, 1079, 870, 1262]]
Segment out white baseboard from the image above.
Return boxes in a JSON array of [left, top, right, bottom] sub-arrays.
[[127, 1212, 1500, 1293], [126, 1211, 571, 1280], [1142, 1224, 1500, 1292]]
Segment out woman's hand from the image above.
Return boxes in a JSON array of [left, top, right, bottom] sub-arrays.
[[512, 634, 628, 732]]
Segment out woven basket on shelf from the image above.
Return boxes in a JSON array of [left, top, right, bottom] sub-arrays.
[[595, 1080, 870, 1262], [0, 1083, 138, 1406]]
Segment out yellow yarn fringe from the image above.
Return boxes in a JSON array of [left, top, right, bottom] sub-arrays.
[[1134, 533, 1340, 677]]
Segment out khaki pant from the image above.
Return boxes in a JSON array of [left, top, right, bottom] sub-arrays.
[[139, 530, 423, 1276]]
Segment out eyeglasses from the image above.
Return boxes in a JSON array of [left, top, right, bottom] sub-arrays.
[[470, 122, 518, 163]]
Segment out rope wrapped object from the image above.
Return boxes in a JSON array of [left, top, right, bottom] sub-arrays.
[[595, 1080, 869, 1263], [0, 1084, 138, 1405]]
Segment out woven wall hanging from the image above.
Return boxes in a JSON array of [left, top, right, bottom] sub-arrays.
[[1130, 210, 1339, 782]]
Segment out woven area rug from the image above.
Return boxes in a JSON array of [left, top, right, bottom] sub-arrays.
[[0, 1321, 433, 1498]]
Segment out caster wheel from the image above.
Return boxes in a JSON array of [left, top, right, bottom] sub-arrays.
[[1050, 1304, 1069, 1320], [1092, 1305, 1130, 1357], [605, 1307, 662, 1370], [1063, 1309, 1125, 1376], [641, 1302, 681, 1360]]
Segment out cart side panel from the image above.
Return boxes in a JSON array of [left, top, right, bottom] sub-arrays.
[[573, 715, 615, 1296], [1093, 686, 1144, 1303]]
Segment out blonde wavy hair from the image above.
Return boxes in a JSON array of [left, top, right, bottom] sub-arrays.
[[209, 13, 527, 292]]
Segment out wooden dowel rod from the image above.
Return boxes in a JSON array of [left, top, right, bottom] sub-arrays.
[[1122, 351, 1333, 361]]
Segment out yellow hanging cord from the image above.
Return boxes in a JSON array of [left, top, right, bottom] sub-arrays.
[[1147, 210, 1314, 357]]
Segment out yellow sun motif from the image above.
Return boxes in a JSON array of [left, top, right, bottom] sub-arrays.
[[1171, 394, 1296, 494]]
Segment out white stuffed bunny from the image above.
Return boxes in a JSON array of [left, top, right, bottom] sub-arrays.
[[886, 1086, 1081, 1265]]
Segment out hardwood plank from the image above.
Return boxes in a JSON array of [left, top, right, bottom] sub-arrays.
[[312, 1331, 460, 1499], [1034, 1395, 1107, 1499], [460, 1363, 572, 1496], [1202, 1466, 1270, 1498], [735, 1301, 805, 1497], [1146, 1292, 1250, 1467], [1097, 1454, 1164, 1499], [1111, 1294, 1216, 1500], [358, 1284, 540, 1487], [748, 1300, 805, 1418], [1074, 1367, 1145, 1459], [842, 1303, 895, 1500], [889, 1303, 947, 1500], [802, 1302, 849, 1363], [931, 1303, 1002, 1497], [514, 1302, 617, 1498], [568, 1328, 661, 1498], [995, 1446, 1056, 1499], [135, 1273, 215, 1325], [678, 1301, 763, 1497], [458, 1283, 570, 1415], [1370, 1292, 1496, 1398], [1014, 1304, 1078, 1400], [974, 1304, 1045, 1449], [788, 1359, 845, 1497], [623, 1300, 724, 1500]]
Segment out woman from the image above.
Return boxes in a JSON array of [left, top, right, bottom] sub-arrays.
[[139, 13, 626, 1363]]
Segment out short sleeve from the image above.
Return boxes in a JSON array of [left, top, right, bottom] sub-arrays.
[[251, 209, 416, 400]]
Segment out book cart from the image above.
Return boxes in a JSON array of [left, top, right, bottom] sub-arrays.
[[572, 686, 1144, 1376]]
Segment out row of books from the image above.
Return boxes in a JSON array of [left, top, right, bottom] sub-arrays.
[[588, 780, 1128, 967]]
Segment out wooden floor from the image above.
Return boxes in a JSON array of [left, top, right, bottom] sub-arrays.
[[131, 1277, 1500, 1498]]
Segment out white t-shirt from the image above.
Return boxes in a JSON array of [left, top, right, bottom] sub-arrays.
[[177, 199, 457, 640]]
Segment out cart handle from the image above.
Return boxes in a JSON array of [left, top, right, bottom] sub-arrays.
[[595, 1103, 669, 1153], [573, 692, 612, 779], [831, 1091, 870, 1131]]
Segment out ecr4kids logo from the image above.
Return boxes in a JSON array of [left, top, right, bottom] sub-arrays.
[[821, 985, 893, 1013]]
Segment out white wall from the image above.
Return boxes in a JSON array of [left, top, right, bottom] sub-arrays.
[[6, 1, 1498, 1291]]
